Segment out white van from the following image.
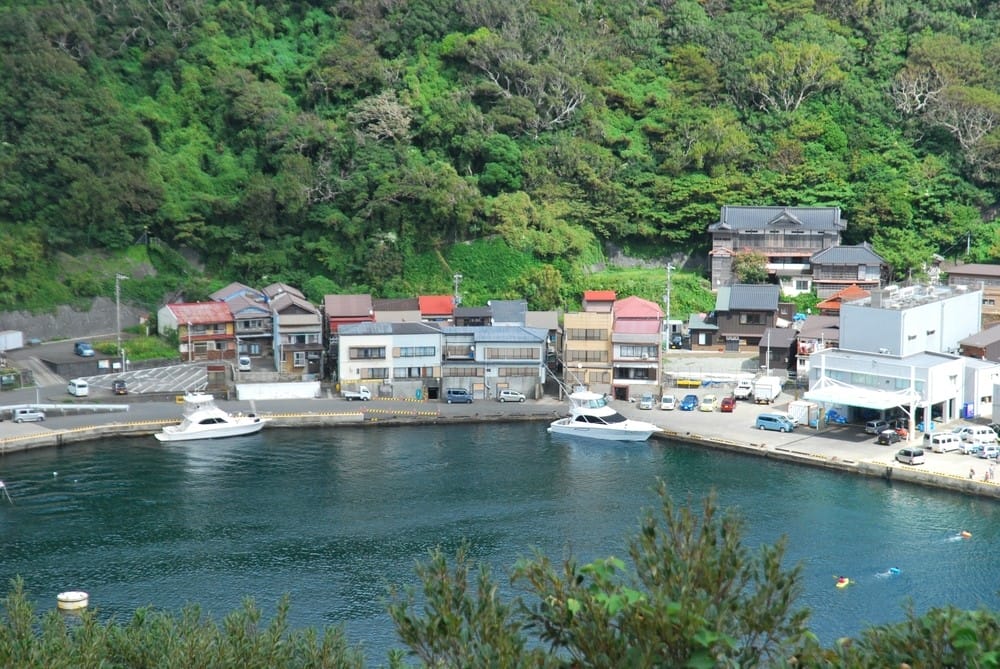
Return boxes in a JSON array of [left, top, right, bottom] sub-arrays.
[[925, 432, 962, 453], [957, 426, 997, 444], [67, 378, 89, 397]]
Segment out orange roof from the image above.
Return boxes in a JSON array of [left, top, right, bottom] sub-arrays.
[[816, 284, 870, 312], [167, 302, 234, 324], [584, 290, 616, 301], [418, 294, 455, 316]]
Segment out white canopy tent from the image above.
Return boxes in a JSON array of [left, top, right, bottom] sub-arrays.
[[803, 376, 921, 411]]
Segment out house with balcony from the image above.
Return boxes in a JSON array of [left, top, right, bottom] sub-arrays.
[[940, 262, 1000, 324], [610, 296, 662, 400], [324, 294, 374, 334], [265, 283, 324, 378], [794, 315, 839, 380], [708, 206, 846, 293], [157, 301, 235, 362], [693, 284, 781, 352], [210, 283, 273, 360], [336, 321, 442, 398], [562, 310, 613, 395], [453, 306, 492, 326], [809, 243, 887, 298], [441, 325, 547, 400]]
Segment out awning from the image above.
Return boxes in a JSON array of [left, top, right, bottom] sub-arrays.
[[803, 375, 920, 411]]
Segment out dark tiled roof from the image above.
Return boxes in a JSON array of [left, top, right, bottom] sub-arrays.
[[488, 299, 527, 324], [760, 327, 797, 347], [958, 325, 1000, 348], [373, 297, 420, 311], [811, 243, 885, 265], [723, 284, 780, 311], [709, 206, 846, 232], [323, 294, 373, 317], [942, 263, 1000, 278]]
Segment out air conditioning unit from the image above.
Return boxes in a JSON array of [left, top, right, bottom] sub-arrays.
[[641, 353, 650, 360]]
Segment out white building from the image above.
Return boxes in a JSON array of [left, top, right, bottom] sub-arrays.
[[337, 322, 442, 399], [806, 284, 999, 435]]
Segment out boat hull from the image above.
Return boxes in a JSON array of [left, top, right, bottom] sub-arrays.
[[155, 419, 265, 442], [548, 418, 658, 442]]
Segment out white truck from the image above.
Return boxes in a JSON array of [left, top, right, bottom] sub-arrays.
[[0, 330, 24, 351], [342, 385, 372, 401], [752, 376, 783, 404], [787, 400, 819, 427], [732, 378, 754, 400]]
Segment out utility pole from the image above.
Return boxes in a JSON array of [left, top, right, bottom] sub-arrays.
[[664, 264, 676, 334], [115, 273, 128, 370], [453, 273, 463, 306]]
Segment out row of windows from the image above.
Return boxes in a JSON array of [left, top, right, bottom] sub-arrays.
[[394, 367, 435, 378], [350, 347, 386, 359], [484, 347, 540, 360], [585, 371, 611, 383], [566, 350, 609, 362], [496, 367, 537, 377], [615, 367, 655, 381], [827, 369, 925, 393], [285, 334, 322, 345], [566, 328, 608, 341], [444, 367, 483, 377], [397, 346, 436, 357], [618, 345, 658, 358]]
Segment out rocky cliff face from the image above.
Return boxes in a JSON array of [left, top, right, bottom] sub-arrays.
[[0, 297, 149, 343]]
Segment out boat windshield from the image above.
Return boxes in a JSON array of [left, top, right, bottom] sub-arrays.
[[574, 412, 627, 425], [576, 395, 608, 409]]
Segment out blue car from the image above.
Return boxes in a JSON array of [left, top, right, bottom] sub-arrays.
[[679, 394, 699, 411], [74, 341, 95, 357]]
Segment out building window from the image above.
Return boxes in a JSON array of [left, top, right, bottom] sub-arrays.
[[566, 328, 608, 341], [497, 366, 538, 377], [444, 367, 482, 377], [394, 367, 434, 378], [485, 347, 540, 360], [618, 345, 657, 359], [349, 346, 386, 360], [794, 279, 810, 291], [293, 352, 306, 367], [398, 346, 435, 357], [566, 350, 608, 363], [739, 313, 762, 325]]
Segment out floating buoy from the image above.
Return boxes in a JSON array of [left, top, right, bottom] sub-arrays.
[[961, 530, 972, 539], [56, 591, 89, 611], [889, 567, 901, 575], [836, 577, 850, 589]]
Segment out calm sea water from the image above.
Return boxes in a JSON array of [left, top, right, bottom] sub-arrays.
[[2, 422, 999, 664]]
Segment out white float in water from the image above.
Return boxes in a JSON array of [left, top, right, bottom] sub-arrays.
[[57, 591, 89, 611]]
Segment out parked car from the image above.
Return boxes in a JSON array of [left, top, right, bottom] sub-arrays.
[[445, 388, 473, 404], [660, 395, 677, 411], [238, 355, 252, 371], [957, 426, 997, 443], [865, 419, 890, 435], [669, 334, 684, 349], [638, 393, 656, 410], [112, 379, 128, 395], [895, 447, 926, 465], [719, 396, 736, 413], [877, 429, 901, 445], [498, 389, 525, 403], [978, 445, 1000, 459], [679, 394, 699, 411], [961, 443, 984, 457], [74, 341, 95, 357], [755, 413, 795, 433], [12, 407, 45, 423], [699, 394, 718, 412], [989, 423, 1000, 436]]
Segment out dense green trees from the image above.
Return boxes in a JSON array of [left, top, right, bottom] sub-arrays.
[[1, 1, 999, 309]]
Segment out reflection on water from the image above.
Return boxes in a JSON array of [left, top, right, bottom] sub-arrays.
[[1, 423, 999, 663]]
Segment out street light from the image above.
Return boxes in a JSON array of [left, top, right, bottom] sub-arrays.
[[664, 264, 676, 331], [115, 273, 128, 370], [453, 273, 463, 306]]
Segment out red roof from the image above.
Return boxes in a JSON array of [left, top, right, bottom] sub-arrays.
[[614, 319, 661, 334], [584, 290, 616, 301], [613, 295, 663, 319], [167, 302, 234, 324], [418, 295, 454, 316], [816, 284, 870, 312]]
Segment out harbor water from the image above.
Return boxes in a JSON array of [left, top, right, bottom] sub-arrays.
[[2, 422, 999, 664]]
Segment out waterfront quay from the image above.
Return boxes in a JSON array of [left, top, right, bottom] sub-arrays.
[[1, 386, 999, 501]]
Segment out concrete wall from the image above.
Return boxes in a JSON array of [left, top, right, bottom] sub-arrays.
[[0, 297, 147, 343], [236, 381, 321, 400]]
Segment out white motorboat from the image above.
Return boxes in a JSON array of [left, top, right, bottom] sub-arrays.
[[548, 388, 661, 442], [155, 393, 267, 442]]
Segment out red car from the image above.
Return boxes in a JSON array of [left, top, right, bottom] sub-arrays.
[[720, 396, 736, 413]]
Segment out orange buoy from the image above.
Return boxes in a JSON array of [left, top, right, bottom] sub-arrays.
[[961, 530, 972, 539]]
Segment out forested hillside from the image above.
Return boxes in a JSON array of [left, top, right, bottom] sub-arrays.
[[1, 1, 999, 311]]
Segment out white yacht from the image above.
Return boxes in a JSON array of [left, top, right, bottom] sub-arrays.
[[548, 388, 661, 442], [155, 393, 267, 442]]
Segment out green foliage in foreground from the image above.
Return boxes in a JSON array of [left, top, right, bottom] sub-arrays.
[[4, 484, 1000, 668]]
